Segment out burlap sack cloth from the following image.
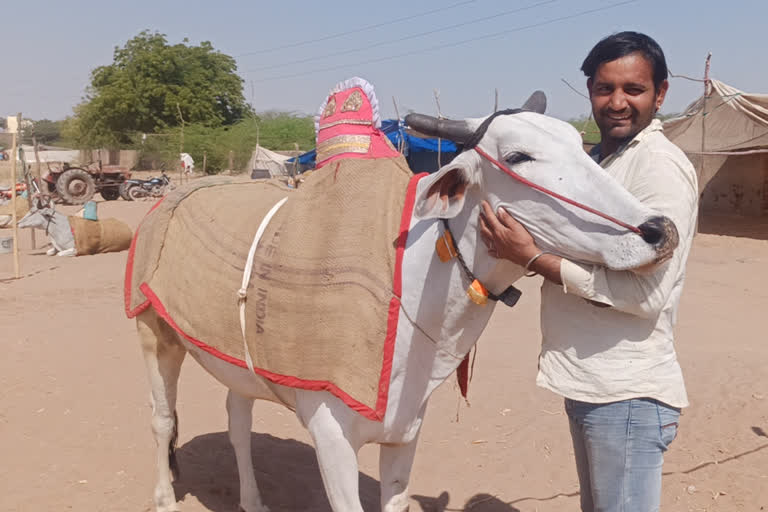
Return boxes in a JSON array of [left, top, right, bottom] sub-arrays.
[[69, 216, 132, 255], [127, 156, 414, 418]]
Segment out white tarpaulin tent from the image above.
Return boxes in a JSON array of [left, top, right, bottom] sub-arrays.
[[247, 145, 292, 177], [664, 79, 768, 193]]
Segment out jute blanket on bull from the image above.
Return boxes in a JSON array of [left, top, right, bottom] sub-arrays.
[[126, 156, 416, 420], [69, 216, 133, 255]]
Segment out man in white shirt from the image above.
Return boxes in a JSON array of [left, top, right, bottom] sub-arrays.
[[479, 32, 698, 511]]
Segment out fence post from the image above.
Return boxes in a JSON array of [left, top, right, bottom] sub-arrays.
[[176, 103, 185, 184]]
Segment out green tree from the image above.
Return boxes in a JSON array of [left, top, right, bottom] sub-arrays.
[[23, 119, 62, 145], [71, 30, 250, 147]]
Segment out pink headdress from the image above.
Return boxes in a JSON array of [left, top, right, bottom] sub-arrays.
[[314, 77, 399, 168]]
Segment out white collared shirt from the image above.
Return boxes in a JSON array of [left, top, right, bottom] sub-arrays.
[[536, 119, 698, 408]]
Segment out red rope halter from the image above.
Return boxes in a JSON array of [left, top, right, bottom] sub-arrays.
[[473, 146, 643, 235]]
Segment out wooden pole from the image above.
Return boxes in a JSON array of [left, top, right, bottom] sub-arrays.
[[10, 113, 21, 279], [32, 133, 42, 184], [392, 96, 404, 153], [20, 147, 36, 249], [202, 151, 207, 175], [433, 89, 443, 169], [697, 52, 712, 234], [228, 150, 234, 172], [176, 102, 185, 184], [494, 88, 499, 113], [293, 143, 299, 177]]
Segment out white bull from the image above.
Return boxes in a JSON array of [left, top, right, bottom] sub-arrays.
[[17, 200, 77, 256], [135, 93, 679, 512]]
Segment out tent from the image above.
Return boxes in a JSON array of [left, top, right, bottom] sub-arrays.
[[663, 79, 768, 216], [287, 119, 459, 175], [247, 145, 293, 178]]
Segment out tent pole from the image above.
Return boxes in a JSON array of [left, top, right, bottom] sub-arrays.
[[697, 52, 712, 235], [434, 89, 442, 170]]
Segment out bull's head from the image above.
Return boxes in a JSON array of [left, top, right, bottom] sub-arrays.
[[405, 92, 679, 271], [18, 194, 56, 230]]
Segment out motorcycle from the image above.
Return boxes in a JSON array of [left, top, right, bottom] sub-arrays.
[[119, 172, 172, 201]]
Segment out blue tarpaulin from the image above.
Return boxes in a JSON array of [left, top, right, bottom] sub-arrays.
[[287, 119, 458, 173]]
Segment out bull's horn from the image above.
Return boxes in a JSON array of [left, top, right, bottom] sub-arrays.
[[522, 90, 547, 114], [403, 114, 473, 144]]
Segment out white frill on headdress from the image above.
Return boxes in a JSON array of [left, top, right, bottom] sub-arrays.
[[314, 76, 381, 134]]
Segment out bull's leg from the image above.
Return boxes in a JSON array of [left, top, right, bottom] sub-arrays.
[[137, 310, 186, 512], [226, 390, 269, 512], [379, 437, 419, 512], [305, 401, 365, 512]]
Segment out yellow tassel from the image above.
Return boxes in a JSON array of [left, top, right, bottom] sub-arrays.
[[466, 279, 489, 306], [435, 230, 457, 262]]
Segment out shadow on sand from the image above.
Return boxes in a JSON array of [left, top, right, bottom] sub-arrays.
[[171, 433, 550, 511]]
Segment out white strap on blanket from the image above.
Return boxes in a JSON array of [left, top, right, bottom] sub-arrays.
[[238, 196, 288, 373]]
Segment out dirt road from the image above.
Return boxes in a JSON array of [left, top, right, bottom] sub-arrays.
[[1, 199, 765, 511]]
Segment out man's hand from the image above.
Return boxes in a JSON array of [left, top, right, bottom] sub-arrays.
[[478, 200, 563, 285], [478, 201, 540, 266]]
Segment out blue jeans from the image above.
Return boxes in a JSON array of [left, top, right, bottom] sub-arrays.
[[565, 398, 680, 512]]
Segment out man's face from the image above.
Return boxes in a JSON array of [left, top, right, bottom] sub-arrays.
[[587, 52, 668, 146]]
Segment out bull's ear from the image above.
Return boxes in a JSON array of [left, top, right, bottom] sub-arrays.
[[413, 163, 473, 220]]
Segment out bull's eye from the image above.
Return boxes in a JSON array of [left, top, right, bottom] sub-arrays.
[[505, 152, 534, 165]]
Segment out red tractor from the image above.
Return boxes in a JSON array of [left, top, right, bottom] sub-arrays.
[[43, 161, 131, 204]]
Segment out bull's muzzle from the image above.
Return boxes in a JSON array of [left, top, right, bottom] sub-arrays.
[[638, 216, 679, 262]]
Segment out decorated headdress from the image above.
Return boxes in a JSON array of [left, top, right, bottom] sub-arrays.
[[314, 77, 399, 168]]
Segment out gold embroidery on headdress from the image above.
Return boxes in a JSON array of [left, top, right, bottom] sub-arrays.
[[341, 90, 363, 112], [322, 97, 337, 118], [317, 119, 372, 130], [316, 134, 371, 162]]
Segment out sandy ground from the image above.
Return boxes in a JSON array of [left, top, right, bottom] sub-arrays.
[[0, 195, 766, 512]]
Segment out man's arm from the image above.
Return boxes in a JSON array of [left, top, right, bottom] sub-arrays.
[[479, 151, 698, 319]]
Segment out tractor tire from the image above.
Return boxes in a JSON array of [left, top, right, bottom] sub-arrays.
[[118, 182, 134, 201], [57, 168, 96, 205], [100, 187, 120, 201]]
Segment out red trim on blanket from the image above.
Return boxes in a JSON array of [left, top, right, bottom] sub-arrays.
[[124, 197, 168, 318], [139, 282, 385, 420], [124, 173, 427, 422], [373, 172, 427, 417]]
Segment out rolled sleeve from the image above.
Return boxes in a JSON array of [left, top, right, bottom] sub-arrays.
[[560, 258, 673, 319], [559, 148, 698, 320]]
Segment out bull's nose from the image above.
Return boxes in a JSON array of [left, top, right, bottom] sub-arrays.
[[638, 216, 679, 248]]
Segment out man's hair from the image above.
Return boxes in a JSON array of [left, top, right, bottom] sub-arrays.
[[581, 31, 668, 90]]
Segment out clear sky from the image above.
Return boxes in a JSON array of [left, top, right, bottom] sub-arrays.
[[3, 0, 766, 123]]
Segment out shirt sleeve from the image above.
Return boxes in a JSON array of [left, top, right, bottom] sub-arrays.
[[559, 149, 698, 320]]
